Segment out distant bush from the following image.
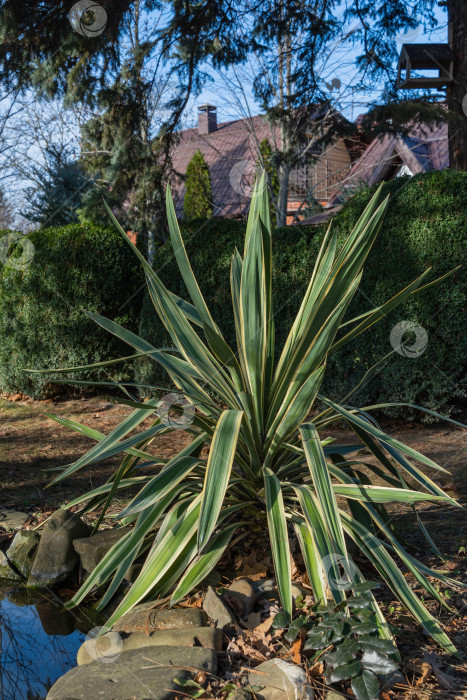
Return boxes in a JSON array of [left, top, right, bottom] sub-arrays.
[[322, 169, 466, 419], [0, 223, 143, 398], [183, 150, 213, 220], [138, 170, 466, 419]]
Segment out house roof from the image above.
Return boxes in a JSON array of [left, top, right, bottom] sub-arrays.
[[170, 105, 344, 218], [170, 114, 279, 218], [329, 121, 448, 203]]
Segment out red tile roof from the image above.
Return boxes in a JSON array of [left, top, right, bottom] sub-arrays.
[[170, 114, 279, 218], [330, 122, 449, 203]]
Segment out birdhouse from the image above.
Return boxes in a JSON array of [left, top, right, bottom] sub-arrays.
[[396, 44, 455, 90]]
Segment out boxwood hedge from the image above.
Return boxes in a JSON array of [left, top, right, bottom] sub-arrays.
[[0, 223, 143, 398], [137, 170, 466, 419]]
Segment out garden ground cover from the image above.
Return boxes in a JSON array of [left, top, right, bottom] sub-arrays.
[[0, 393, 466, 697]]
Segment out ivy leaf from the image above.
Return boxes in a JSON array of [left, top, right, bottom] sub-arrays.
[[352, 581, 381, 594], [361, 649, 399, 674], [272, 611, 291, 629], [347, 595, 373, 610], [330, 659, 362, 683], [359, 635, 397, 654], [351, 670, 380, 700], [304, 629, 331, 650], [319, 619, 345, 641], [350, 621, 379, 635], [284, 615, 307, 643], [354, 608, 376, 622], [326, 638, 360, 667]]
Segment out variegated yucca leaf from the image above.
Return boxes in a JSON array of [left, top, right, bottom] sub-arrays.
[[40, 174, 464, 655]]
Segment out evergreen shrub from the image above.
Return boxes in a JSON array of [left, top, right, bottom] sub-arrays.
[[138, 170, 466, 418], [0, 223, 143, 398]]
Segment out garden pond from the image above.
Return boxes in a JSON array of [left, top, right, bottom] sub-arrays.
[[0, 586, 99, 700]]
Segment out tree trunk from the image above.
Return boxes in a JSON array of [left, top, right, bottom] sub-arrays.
[[276, 162, 290, 228], [447, 0, 467, 170]]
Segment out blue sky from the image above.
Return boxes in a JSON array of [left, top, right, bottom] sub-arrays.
[[190, 4, 448, 126], [1, 2, 449, 220]]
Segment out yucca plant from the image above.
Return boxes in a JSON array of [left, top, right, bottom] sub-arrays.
[[40, 175, 463, 654]]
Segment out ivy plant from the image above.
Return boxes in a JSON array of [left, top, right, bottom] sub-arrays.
[[279, 585, 400, 700]]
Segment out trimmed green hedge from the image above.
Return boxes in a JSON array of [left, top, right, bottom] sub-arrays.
[[138, 170, 466, 419], [0, 223, 143, 398]]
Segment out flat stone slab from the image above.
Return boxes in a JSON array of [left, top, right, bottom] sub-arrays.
[[249, 658, 314, 700], [113, 605, 208, 633], [73, 527, 132, 573], [77, 626, 222, 665], [0, 550, 21, 581], [203, 586, 237, 631], [47, 645, 217, 700], [224, 579, 255, 618], [7, 530, 40, 578], [0, 509, 28, 531], [27, 510, 89, 588]]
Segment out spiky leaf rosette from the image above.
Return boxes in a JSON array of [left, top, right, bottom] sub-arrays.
[[36, 175, 464, 654]]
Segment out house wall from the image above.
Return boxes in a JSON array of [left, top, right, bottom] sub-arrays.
[[287, 138, 352, 223]]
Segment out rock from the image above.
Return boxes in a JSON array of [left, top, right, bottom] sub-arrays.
[[0, 550, 21, 581], [325, 693, 346, 699], [203, 586, 237, 631], [73, 527, 132, 573], [47, 645, 217, 700], [35, 601, 75, 636], [6, 530, 40, 578], [224, 579, 255, 618], [113, 605, 208, 633], [291, 583, 308, 603], [253, 578, 277, 600], [27, 510, 89, 588], [124, 558, 144, 582], [77, 626, 222, 665], [249, 659, 314, 700], [0, 509, 28, 532]]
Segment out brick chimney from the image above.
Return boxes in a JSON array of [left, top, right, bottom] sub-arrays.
[[198, 104, 217, 135]]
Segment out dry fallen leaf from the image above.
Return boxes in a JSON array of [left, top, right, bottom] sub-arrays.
[[407, 658, 433, 685], [253, 614, 276, 638], [194, 671, 208, 687], [242, 611, 263, 629], [224, 593, 245, 618], [234, 551, 271, 579], [233, 633, 269, 662], [424, 653, 456, 691], [289, 636, 302, 665], [308, 661, 324, 678]]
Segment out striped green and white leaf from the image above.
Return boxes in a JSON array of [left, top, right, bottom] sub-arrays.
[[198, 410, 243, 550], [50, 177, 462, 657], [264, 468, 292, 617]]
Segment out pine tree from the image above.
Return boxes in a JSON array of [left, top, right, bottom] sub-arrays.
[[183, 150, 213, 220], [22, 147, 90, 227], [1, 1, 466, 178]]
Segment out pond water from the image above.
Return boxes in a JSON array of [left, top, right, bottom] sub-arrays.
[[0, 586, 97, 700]]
